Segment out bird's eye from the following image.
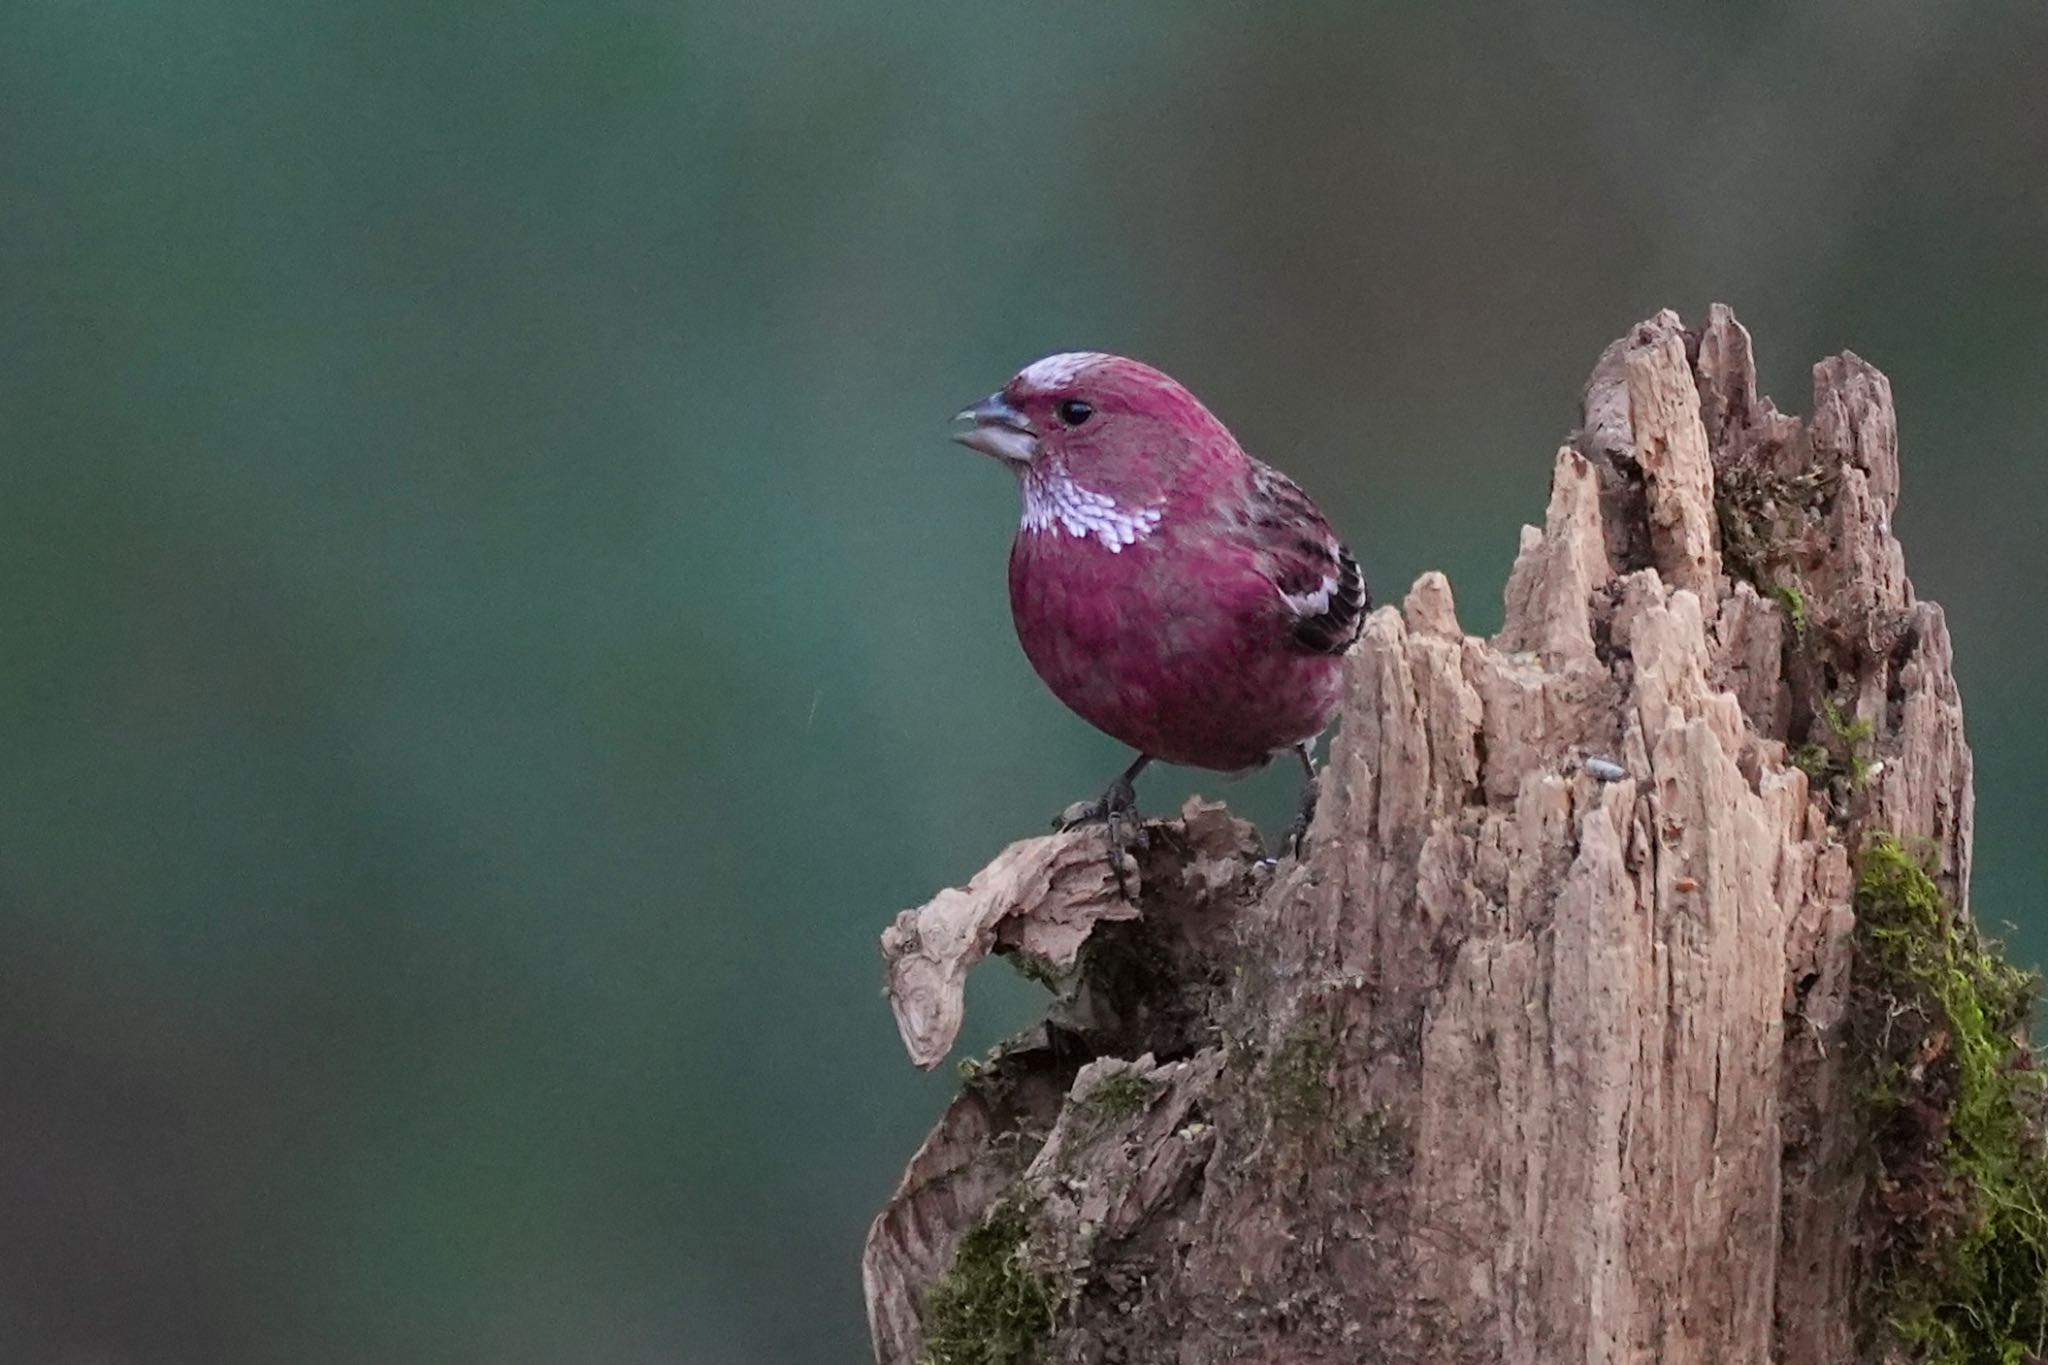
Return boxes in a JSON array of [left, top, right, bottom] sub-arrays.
[[1056, 398, 1094, 427]]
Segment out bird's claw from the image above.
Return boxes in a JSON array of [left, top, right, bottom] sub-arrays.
[[1054, 776, 1145, 900], [1052, 773, 1137, 831], [1281, 776, 1320, 860], [1054, 797, 1107, 830]]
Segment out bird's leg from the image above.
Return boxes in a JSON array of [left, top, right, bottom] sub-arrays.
[[1054, 752, 1151, 829], [1284, 742, 1320, 857], [1055, 753, 1152, 898]]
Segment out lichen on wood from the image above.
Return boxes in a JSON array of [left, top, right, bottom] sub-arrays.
[[866, 306, 2005, 1364]]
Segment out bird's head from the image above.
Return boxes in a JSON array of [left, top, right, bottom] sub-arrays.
[[951, 352, 1230, 476]]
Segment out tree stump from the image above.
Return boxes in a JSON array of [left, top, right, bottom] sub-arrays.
[[865, 309, 2039, 1364]]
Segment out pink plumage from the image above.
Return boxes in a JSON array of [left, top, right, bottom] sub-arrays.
[[953, 351, 1367, 846]]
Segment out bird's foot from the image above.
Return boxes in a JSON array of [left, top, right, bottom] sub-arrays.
[[1281, 774, 1321, 859], [1053, 778, 1135, 831], [1054, 775, 1145, 899]]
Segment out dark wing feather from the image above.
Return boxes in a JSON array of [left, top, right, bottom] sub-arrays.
[[1246, 462, 1370, 655], [1288, 543, 1368, 653]]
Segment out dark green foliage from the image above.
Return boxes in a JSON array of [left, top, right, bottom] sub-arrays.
[[1824, 697, 1878, 787], [1856, 836, 2048, 1363], [1079, 1069, 1159, 1126], [1794, 696, 1879, 792], [1794, 742, 1834, 784], [921, 1199, 1056, 1365]]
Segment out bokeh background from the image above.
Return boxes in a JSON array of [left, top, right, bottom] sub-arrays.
[[3, 1, 2045, 1361]]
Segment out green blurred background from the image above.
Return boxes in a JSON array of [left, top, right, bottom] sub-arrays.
[[2, 1, 2044, 1361]]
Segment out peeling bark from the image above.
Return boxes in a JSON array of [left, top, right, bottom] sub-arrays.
[[866, 309, 1975, 1364]]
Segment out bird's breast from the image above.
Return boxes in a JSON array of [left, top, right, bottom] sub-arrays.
[[1005, 524, 1345, 771]]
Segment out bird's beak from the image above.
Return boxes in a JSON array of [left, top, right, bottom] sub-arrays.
[[951, 392, 1038, 465]]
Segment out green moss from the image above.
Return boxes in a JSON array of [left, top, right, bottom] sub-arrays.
[[1856, 835, 2048, 1364], [1793, 742, 1833, 784], [920, 1198, 1056, 1365], [1770, 581, 1811, 639], [1079, 1069, 1159, 1126], [1800, 696, 1879, 791], [1828, 697, 1877, 787], [1824, 696, 1876, 748], [1267, 1030, 1336, 1130]]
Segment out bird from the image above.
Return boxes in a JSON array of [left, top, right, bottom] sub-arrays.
[[951, 351, 1368, 875]]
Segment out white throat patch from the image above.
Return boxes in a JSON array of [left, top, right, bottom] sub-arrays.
[[1021, 470, 1163, 552]]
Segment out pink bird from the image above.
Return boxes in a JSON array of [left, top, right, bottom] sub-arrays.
[[952, 351, 1367, 867]]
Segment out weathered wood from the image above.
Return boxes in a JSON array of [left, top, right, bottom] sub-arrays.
[[867, 308, 1976, 1364]]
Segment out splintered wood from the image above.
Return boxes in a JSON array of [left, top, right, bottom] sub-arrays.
[[869, 308, 1973, 1365]]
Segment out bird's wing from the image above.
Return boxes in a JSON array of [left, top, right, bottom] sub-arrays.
[[1246, 461, 1369, 655]]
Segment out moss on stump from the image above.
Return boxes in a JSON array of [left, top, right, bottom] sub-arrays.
[[1856, 835, 2048, 1363]]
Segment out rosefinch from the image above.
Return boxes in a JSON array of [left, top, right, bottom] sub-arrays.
[[952, 352, 1367, 865]]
